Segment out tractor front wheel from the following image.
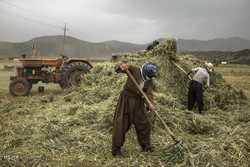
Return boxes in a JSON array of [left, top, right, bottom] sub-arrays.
[[59, 62, 90, 88], [9, 77, 31, 96]]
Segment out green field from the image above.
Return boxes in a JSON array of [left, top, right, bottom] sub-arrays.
[[0, 42, 249, 167]]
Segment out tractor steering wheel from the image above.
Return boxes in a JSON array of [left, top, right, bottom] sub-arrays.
[[60, 54, 69, 61]]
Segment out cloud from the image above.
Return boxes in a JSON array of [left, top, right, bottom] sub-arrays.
[[0, 0, 249, 43]]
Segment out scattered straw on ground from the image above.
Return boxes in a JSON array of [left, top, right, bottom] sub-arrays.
[[0, 39, 249, 166]]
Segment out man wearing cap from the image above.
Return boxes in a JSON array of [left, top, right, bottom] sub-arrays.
[[186, 62, 213, 115], [112, 61, 159, 157]]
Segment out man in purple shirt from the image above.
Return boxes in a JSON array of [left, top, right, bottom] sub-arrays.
[[186, 62, 213, 114]]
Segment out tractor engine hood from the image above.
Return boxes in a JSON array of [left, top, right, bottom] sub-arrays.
[[13, 59, 23, 68]]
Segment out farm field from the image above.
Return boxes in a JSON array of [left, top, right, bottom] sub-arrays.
[[214, 65, 250, 98], [1, 61, 249, 98], [0, 41, 249, 167]]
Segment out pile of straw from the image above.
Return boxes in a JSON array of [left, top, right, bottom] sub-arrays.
[[1, 39, 249, 166]]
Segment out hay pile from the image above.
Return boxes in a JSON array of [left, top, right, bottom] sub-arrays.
[[1, 39, 249, 166]]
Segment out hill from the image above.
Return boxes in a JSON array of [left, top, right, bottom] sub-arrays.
[[177, 37, 250, 52], [0, 36, 113, 60], [0, 36, 250, 61], [104, 40, 145, 53], [106, 37, 250, 53], [180, 49, 250, 64]]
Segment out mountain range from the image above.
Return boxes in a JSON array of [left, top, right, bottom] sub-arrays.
[[180, 49, 250, 64], [0, 36, 250, 62]]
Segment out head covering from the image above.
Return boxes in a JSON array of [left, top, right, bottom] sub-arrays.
[[140, 61, 159, 82], [205, 62, 213, 72]]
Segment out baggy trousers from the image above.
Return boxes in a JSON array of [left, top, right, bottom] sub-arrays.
[[188, 80, 204, 112], [112, 91, 151, 155]]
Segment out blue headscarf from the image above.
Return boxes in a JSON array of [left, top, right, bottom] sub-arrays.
[[140, 61, 159, 82]]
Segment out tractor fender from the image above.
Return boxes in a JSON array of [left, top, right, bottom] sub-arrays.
[[64, 59, 93, 68]]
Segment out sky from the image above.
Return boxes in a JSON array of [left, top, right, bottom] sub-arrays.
[[0, 0, 249, 44]]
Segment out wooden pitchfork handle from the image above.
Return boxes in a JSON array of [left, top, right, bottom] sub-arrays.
[[125, 70, 179, 143], [171, 60, 192, 81]]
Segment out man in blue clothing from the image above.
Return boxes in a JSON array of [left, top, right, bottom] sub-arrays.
[[186, 62, 213, 114]]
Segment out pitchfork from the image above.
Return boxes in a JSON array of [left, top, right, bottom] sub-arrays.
[[171, 60, 206, 96], [125, 70, 190, 153]]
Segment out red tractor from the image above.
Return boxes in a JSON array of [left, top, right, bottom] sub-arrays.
[[9, 54, 93, 96]]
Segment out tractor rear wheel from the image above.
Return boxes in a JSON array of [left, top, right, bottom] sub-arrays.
[[9, 77, 31, 96], [59, 62, 90, 88]]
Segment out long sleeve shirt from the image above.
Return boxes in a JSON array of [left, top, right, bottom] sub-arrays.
[[192, 67, 210, 87], [114, 63, 154, 106]]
